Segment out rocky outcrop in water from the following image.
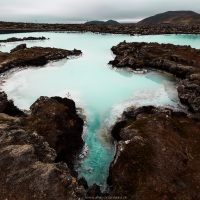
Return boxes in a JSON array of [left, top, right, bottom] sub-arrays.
[[108, 106, 200, 200], [109, 42, 200, 78], [109, 42, 200, 113], [0, 36, 48, 43], [0, 92, 86, 199], [0, 46, 82, 74]]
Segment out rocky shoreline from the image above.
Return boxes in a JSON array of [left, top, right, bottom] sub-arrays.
[[109, 42, 200, 113], [0, 21, 200, 35]]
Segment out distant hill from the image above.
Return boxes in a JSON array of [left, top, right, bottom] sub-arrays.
[[137, 11, 200, 26], [85, 20, 119, 25]]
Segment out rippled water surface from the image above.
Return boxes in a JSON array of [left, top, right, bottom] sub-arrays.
[[1, 32, 200, 189]]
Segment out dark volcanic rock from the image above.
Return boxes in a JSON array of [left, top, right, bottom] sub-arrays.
[[109, 42, 200, 113], [109, 42, 200, 78], [0, 91, 24, 116], [0, 46, 82, 74], [10, 43, 26, 53], [26, 96, 84, 169], [0, 36, 48, 43], [108, 106, 200, 200]]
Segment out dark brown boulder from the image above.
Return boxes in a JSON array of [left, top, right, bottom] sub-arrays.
[[26, 96, 84, 169]]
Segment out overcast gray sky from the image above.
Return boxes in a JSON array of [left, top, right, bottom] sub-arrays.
[[1, 0, 200, 23]]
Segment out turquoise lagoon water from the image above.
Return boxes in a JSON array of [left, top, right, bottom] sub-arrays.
[[0, 32, 200, 190]]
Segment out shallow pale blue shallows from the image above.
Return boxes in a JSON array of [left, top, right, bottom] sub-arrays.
[[1, 32, 200, 190]]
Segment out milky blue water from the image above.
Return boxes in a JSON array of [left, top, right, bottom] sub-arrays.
[[0, 32, 200, 190]]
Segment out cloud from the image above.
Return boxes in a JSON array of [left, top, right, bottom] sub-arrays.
[[0, 0, 200, 23]]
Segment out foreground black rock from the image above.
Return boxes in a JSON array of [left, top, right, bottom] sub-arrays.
[[108, 106, 200, 200], [109, 42, 200, 113], [0, 93, 86, 199]]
